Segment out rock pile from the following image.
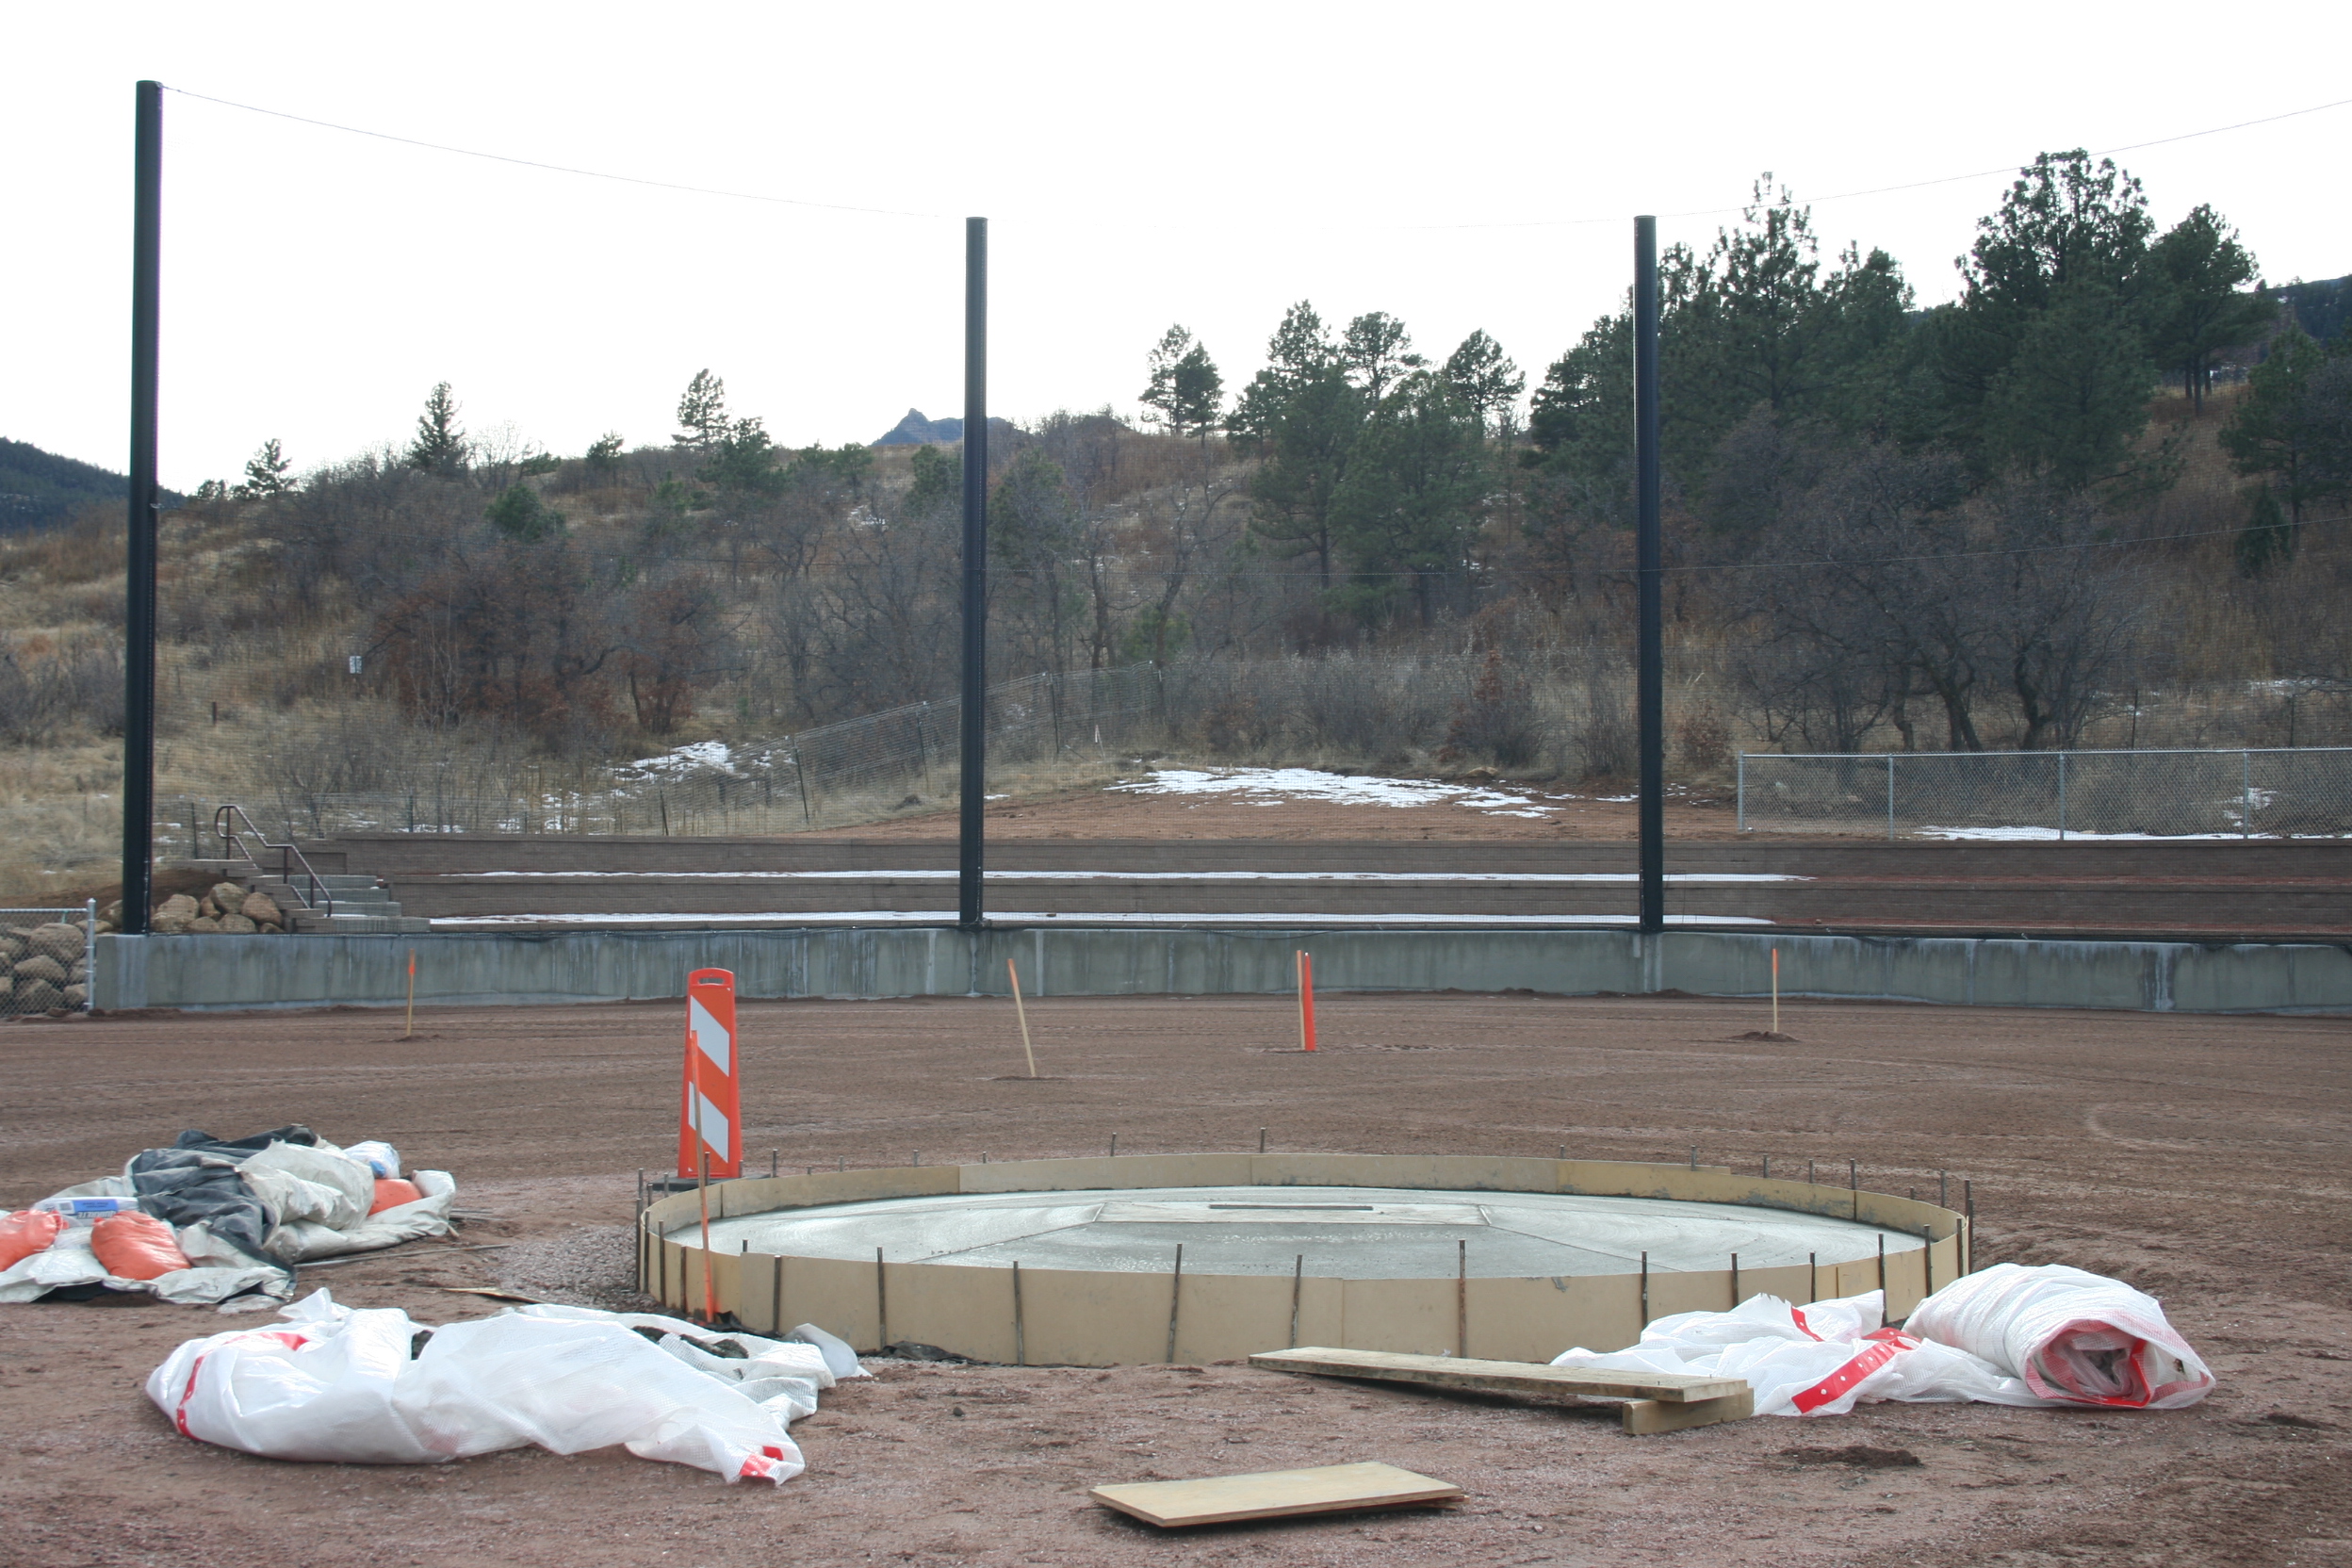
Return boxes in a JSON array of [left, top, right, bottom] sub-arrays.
[[4, 921, 92, 1010], [144, 883, 288, 937]]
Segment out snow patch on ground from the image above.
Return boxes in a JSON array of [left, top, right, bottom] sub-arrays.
[[1914, 825, 2283, 841], [1109, 767, 1559, 817], [622, 739, 743, 777]]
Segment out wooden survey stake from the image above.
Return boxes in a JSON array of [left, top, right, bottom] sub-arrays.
[[1090, 1462, 1461, 1528], [1008, 959, 1037, 1077]]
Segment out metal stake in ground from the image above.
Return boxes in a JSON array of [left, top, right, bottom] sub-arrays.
[[1965, 1180, 1976, 1273], [1456, 1239, 1467, 1358], [1165, 1244, 1184, 1363], [696, 1135, 714, 1323], [402, 949, 416, 1040], [1008, 959, 1037, 1077], [1289, 1253, 1303, 1348]]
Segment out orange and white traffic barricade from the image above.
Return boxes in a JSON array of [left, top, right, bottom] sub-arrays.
[[677, 969, 741, 1181]]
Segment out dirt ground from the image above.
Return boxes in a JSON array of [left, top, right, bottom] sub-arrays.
[[814, 779, 1754, 841], [2, 992, 2346, 1567]]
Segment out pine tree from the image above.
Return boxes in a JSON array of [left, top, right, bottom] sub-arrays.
[[1340, 312, 1424, 402], [485, 482, 564, 542], [2234, 484, 2295, 576], [1441, 330, 1525, 437], [2221, 325, 2330, 524], [1140, 325, 1197, 432], [405, 384, 469, 476], [1328, 373, 1486, 626], [1225, 302, 1337, 447], [1169, 343, 1223, 443], [584, 433, 627, 481], [702, 416, 780, 494], [673, 369, 730, 452], [1935, 151, 2158, 482], [906, 444, 956, 516], [2145, 204, 2271, 411], [237, 437, 292, 498], [1249, 367, 1365, 584]]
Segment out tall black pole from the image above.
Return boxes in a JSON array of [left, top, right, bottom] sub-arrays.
[[956, 217, 988, 929], [1634, 215, 1664, 937], [122, 80, 163, 937]]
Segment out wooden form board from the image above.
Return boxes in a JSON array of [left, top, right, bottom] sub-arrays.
[[1250, 1347, 1756, 1436], [1090, 1462, 1462, 1528], [1250, 1346, 1746, 1404]]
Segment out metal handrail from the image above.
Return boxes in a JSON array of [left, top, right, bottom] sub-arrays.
[[214, 804, 333, 917]]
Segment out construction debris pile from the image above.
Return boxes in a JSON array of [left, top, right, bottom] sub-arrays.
[[149, 1290, 868, 1484], [0, 1124, 453, 1309]]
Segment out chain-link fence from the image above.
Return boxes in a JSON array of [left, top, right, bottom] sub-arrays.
[[1737, 747, 2352, 839], [156, 664, 1173, 845], [1, 903, 98, 1015]]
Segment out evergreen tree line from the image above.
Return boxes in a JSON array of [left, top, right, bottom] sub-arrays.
[[184, 149, 2352, 770]]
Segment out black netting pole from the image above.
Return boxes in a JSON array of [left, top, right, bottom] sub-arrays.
[[957, 217, 988, 928], [1634, 215, 1664, 936], [121, 80, 164, 936]]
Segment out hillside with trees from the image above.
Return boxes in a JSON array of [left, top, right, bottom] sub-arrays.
[[0, 148, 2345, 890]]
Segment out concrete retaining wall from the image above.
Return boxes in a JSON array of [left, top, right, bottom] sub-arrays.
[[93, 925, 2352, 1015]]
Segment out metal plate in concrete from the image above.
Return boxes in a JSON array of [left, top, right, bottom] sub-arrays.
[[686, 1184, 1922, 1279]]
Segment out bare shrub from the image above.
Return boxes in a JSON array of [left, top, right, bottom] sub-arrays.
[[1440, 650, 1541, 769]]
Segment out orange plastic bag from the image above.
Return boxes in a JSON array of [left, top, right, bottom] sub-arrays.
[[1, 1209, 66, 1268], [90, 1211, 192, 1281], [368, 1177, 424, 1215]]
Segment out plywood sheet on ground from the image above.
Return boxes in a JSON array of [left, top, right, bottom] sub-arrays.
[[1090, 1462, 1462, 1527]]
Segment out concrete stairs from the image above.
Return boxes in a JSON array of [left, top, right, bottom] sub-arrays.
[[257, 874, 432, 934]]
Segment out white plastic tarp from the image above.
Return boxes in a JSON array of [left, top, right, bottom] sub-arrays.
[[1551, 1266, 2212, 1415], [1904, 1264, 2214, 1409], [148, 1290, 827, 1483]]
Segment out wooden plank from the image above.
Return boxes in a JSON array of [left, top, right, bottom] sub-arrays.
[[1621, 1390, 1755, 1434], [1090, 1462, 1462, 1528], [1250, 1346, 1746, 1404]]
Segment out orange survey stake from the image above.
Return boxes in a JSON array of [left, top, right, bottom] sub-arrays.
[[677, 969, 742, 1180], [1297, 950, 1317, 1053]]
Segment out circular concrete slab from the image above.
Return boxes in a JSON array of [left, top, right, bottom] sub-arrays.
[[690, 1184, 1922, 1280]]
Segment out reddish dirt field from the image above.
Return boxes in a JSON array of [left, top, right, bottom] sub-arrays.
[[2, 992, 2346, 1567]]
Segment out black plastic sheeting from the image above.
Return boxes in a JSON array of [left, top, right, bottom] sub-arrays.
[[126, 1125, 317, 1260]]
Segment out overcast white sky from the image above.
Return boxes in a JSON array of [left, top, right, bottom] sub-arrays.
[[5, 2, 2345, 492]]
